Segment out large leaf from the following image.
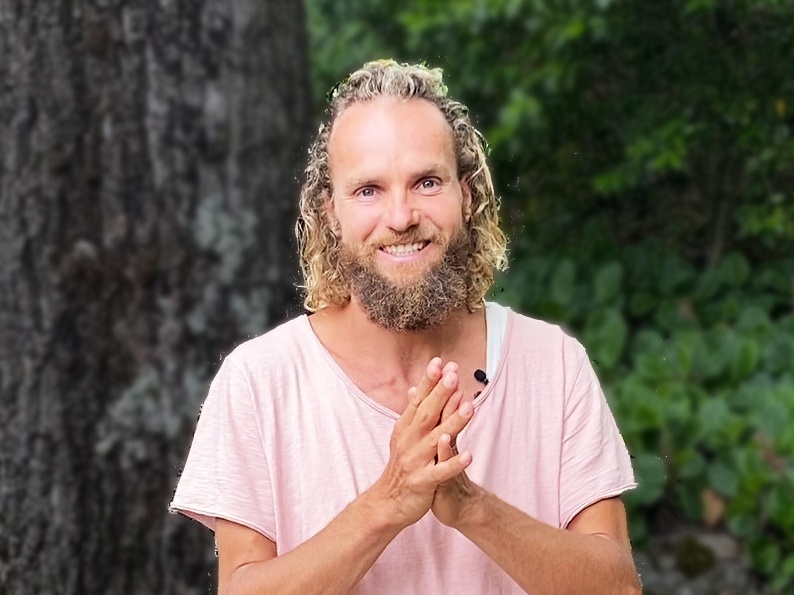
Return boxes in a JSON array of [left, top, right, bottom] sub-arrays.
[[594, 261, 623, 304], [583, 307, 627, 371]]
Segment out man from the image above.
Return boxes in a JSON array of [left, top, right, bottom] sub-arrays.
[[171, 60, 640, 594]]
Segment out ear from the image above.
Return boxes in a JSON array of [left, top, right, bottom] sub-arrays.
[[461, 177, 473, 222]]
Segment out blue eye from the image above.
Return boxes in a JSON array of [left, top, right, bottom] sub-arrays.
[[359, 187, 376, 197], [422, 179, 437, 189]]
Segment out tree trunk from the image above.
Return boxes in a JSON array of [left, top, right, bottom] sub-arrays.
[[0, 1, 311, 593]]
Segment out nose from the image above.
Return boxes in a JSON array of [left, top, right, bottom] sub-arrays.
[[384, 190, 419, 232]]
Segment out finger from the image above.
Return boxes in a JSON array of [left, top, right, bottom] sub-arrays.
[[395, 386, 420, 431], [435, 399, 474, 443], [419, 361, 457, 407], [415, 357, 443, 399], [440, 388, 464, 424], [402, 357, 443, 423], [429, 450, 473, 484], [414, 368, 459, 430], [441, 361, 459, 376], [436, 363, 459, 425], [437, 433, 454, 463]]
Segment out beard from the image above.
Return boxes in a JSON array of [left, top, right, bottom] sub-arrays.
[[339, 227, 471, 332]]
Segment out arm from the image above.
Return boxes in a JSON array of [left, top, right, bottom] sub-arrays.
[[432, 336, 640, 594], [215, 489, 402, 595], [432, 407, 640, 594], [435, 479, 641, 595], [216, 359, 474, 595]]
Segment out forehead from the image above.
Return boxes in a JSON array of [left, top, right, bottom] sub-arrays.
[[328, 97, 456, 181]]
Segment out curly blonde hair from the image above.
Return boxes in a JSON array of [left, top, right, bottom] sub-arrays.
[[296, 59, 507, 312]]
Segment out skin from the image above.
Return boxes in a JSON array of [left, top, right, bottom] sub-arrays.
[[215, 97, 642, 594]]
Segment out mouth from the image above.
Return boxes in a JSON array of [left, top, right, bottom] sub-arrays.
[[379, 241, 431, 257]]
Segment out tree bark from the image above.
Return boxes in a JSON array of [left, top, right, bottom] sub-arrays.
[[0, 1, 311, 593]]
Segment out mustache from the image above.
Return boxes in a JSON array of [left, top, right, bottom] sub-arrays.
[[372, 227, 441, 247]]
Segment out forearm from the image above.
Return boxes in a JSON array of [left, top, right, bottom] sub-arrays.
[[458, 489, 641, 595], [223, 489, 402, 595]]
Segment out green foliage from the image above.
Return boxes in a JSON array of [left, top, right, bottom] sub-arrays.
[[495, 244, 794, 590], [307, 0, 794, 588]]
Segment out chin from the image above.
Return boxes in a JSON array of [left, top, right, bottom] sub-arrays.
[[378, 261, 434, 284]]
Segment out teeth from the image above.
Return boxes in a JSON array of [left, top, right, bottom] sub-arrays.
[[383, 242, 425, 256]]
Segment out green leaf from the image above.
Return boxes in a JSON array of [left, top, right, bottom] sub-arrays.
[[763, 332, 794, 374], [781, 553, 794, 578], [550, 260, 576, 306], [727, 513, 757, 538], [752, 399, 791, 443], [674, 331, 700, 376], [634, 352, 672, 383], [626, 453, 667, 506], [674, 481, 703, 521], [719, 252, 751, 288], [693, 327, 734, 382], [708, 459, 739, 498], [735, 305, 772, 334], [659, 254, 696, 295], [594, 261, 623, 304], [583, 308, 628, 370], [734, 448, 772, 490], [749, 540, 781, 575], [631, 329, 666, 357], [628, 290, 658, 316], [769, 483, 794, 530], [730, 338, 761, 381], [677, 449, 706, 480], [694, 268, 723, 301]]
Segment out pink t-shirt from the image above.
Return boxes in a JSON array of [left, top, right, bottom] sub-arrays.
[[171, 307, 635, 593]]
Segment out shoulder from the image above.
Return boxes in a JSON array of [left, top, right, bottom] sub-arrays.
[[207, 315, 328, 413], [491, 304, 592, 395], [501, 305, 586, 359], [224, 314, 313, 372]]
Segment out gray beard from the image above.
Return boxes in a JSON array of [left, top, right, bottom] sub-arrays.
[[341, 229, 470, 332]]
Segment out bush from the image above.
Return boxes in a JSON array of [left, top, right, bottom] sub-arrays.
[[497, 246, 794, 590]]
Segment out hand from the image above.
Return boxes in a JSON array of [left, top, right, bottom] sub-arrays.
[[432, 383, 479, 529], [369, 358, 474, 530]]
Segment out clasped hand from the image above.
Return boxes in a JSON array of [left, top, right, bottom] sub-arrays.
[[373, 357, 478, 531]]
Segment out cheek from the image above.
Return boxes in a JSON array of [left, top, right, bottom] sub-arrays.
[[428, 200, 466, 230], [335, 205, 380, 244]]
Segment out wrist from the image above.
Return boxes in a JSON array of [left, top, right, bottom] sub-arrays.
[[358, 484, 411, 536], [453, 483, 489, 534]]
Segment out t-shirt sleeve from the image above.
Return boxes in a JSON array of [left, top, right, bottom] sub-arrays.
[[558, 339, 636, 528], [169, 357, 276, 541]]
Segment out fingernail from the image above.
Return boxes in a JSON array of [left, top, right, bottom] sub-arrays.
[[430, 357, 442, 376], [460, 402, 473, 417], [443, 373, 455, 388]]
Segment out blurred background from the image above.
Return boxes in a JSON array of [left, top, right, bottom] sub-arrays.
[[1, 1, 792, 594]]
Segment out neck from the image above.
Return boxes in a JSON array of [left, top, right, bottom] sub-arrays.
[[310, 297, 485, 380]]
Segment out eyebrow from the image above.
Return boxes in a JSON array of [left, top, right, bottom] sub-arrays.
[[341, 177, 380, 194], [411, 165, 452, 181]]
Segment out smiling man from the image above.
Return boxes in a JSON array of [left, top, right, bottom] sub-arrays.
[[171, 60, 641, 594]]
